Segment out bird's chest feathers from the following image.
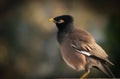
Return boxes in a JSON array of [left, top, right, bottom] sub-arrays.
[[60, 42, 86, 71]]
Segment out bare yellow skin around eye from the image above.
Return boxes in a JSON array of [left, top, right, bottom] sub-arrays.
[[58, 19, 64, 24]]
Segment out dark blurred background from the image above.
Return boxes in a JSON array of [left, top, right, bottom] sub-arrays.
[[0, 0, 120, 79]]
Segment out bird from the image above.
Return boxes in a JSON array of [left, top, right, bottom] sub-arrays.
[[49, 15, 115, 78]]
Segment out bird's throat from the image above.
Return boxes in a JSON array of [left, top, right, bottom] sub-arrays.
[[57, 23, 74, 44]]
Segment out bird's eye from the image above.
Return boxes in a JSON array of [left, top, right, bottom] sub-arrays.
[[57, 19, 64, 24]]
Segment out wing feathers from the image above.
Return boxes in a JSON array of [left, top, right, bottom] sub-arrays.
[[69, 29, 113, 65], [80, 51, 91, 56], [71, 42, 112, 65], [71, 44, 91, 56]]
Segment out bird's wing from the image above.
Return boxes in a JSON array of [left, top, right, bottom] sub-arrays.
[[71, 41, 113, 65], [71, 41, 107, 58], [69, 29, 113, 65]]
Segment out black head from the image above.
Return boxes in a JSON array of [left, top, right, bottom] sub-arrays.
[[54, 15, 73, 24], [49, 15, 74, 31]]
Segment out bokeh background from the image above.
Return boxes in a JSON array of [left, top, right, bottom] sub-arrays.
[[0, 0, 120, 79]]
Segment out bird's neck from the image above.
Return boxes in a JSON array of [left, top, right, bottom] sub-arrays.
[[57, 23, 74, 32], [57, 23, 74, 43]]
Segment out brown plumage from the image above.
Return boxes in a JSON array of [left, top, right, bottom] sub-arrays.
[[49, 15, 115, 78]]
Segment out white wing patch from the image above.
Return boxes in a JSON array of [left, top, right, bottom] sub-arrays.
[[77, 50, 91, 56], [71, 44, 91, 56]]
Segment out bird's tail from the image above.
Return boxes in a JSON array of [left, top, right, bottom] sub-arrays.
[[97, 62, 115, 78]]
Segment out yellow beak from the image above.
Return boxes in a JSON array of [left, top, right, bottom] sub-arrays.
[[48, 18, 57, 23], [49, 18, 54, 22]]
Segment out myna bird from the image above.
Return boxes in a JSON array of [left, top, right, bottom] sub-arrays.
[[49, 15, 115, 78]]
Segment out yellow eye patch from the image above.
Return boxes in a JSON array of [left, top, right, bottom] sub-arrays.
[[58, 19, 64, 24]]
